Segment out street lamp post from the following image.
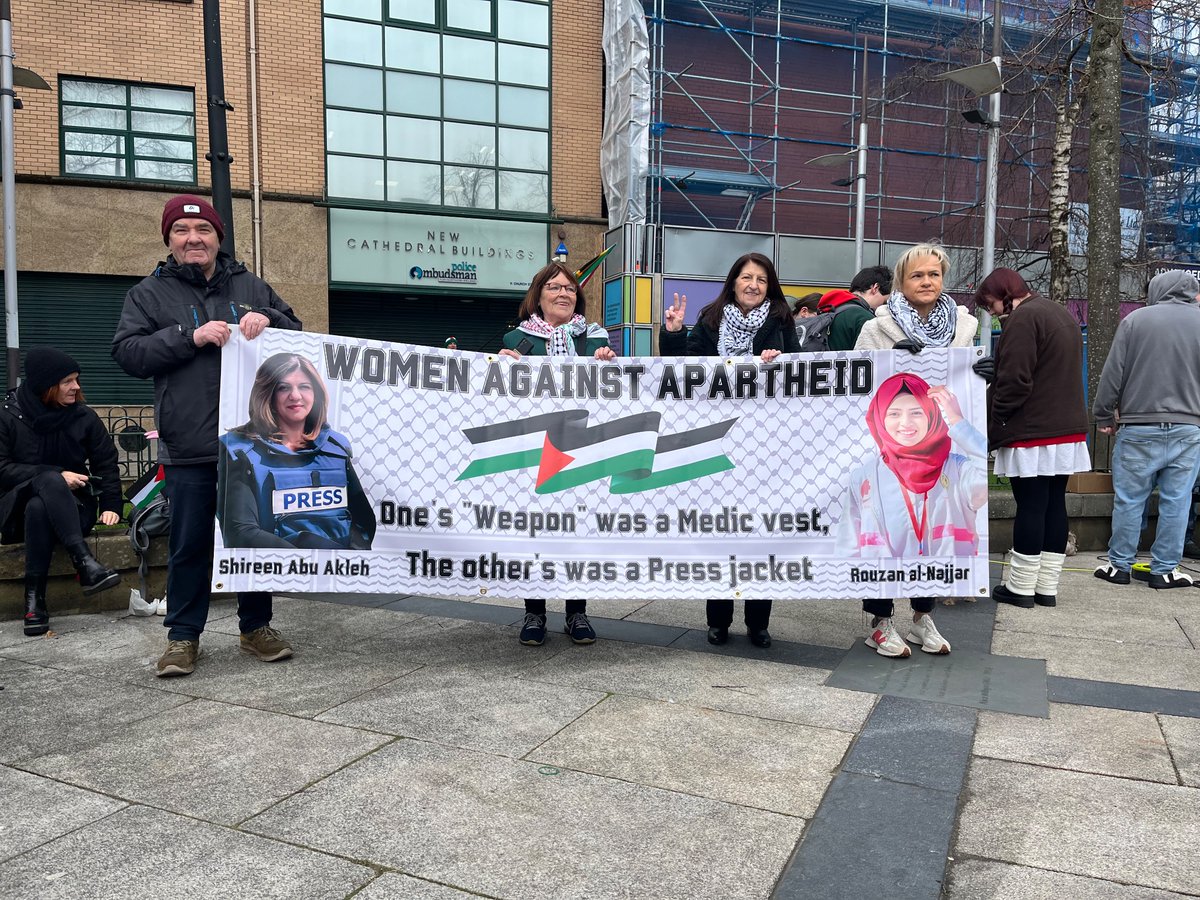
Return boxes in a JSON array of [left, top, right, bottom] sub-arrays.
[[2, 0, 20, 387], [203, 0, 235, 256]]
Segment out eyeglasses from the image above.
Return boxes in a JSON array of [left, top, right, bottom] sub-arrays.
[[544, 282, 578, 295]]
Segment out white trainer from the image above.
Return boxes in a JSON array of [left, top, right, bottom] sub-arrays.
[[908, 614, 951, 655], [865, 617, 911, 658]]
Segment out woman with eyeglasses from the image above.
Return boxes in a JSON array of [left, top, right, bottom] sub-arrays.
[[660, 251, 800, 649], [500, 262, 616, 647]]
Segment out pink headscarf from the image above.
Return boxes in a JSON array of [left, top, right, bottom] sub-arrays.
[[866, 372, 951, 494]]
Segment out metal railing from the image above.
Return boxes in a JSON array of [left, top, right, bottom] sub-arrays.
[[93, 405, 158, 482]]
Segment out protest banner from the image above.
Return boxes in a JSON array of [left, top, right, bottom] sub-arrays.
[[213, 330, 990, 600]]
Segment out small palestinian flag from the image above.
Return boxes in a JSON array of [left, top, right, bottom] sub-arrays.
[[457, 410, 737, 494], [125, 464, 165, 510], [575, 245, 613, 289]]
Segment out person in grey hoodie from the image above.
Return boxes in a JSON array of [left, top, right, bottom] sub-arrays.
[[1092, 270, 1200, 589]]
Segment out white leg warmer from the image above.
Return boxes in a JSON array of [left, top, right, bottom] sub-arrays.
[[1005, 550, 1042, 596], [1035, 551, 1067, 598]]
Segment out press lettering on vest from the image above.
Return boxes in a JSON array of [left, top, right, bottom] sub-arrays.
[[273, 486, 348, 515]]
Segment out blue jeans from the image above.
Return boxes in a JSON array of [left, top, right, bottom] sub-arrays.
[[1108, 424, 1200, 574], [162, 463, 272, 641]]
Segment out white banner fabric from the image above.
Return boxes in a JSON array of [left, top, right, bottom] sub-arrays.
[[213, 332, 990, 601]]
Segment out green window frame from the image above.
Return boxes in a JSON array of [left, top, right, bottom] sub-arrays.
[[59, 77, 197, 185]]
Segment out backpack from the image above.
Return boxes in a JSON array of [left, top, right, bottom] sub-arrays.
[[794, 302, 857, 353], [128, 493, 171, 606]]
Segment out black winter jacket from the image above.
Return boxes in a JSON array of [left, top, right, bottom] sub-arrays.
[[0, 389, 122, 542], [111, 253, 302, 465], [658, 313, 801, 356]]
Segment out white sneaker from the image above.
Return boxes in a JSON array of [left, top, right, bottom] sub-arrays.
[[128, 589, 157, 617], [154, 595, 168, 616], [908, 614, 951, 655], [866, 617, 911, 658]]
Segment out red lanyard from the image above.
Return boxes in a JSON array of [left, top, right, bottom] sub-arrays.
[[901, 488, 928, 554]]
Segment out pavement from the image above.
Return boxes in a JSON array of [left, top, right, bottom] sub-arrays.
[[1, 551, 1198, 900]]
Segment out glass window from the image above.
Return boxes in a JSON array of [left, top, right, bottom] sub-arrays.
[[327, 64, 385, 110], [328, 154, 387, 200], [498, 127, 545, 169], [443, 79, 494, 123], [388, 0, 435, 25], [324, 0, 381, 18], [384, 27, 440, 72], [498, 85, 547, 128], [498, 43, 547, 86], [59, 77, 195, 184], [387, 160, 442, 203], [497, 0, 547, 44], [386, 72, 440, 116], [387, 115, 441, 160], [443, 165, 495, 209], [325, 18, 382, 65], [444, 121, 495, 165], [443, 35, 494, 80], [446, 0, 492, 32], [499, 171, 547, 212], [327, 109, 385, 155]]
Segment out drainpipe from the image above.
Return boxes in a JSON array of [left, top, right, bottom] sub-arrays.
[[247, 0, 263, 275]]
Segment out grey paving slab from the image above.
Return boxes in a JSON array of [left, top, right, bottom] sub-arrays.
[[204, 594, 425, 651], [995, 602, 1193, 648], [827, 641, 1048, 717], [946, 860, 1194, 900], [668, 627, 847, 669], [0, 765, 126, 864], [842, 695, 976, 792], [1176, 612, 1200, 649], [145, 642, 422, 718], [0, 657, 189, 763], [477, 595, 657, 619], [244, 740, 803, 900], [1048, 675, 1200, 718], [530, 693, 851, 817], [627, 597, 861, 649], [354, 874, 489, 900], [0, 611, 124, 652], [318, 665, 605, 757], [522, 640, 875, 733], [384, 595, 527, 625], [955, 758, 1200, 894], [975, 703, 1177, 783], [775, 772, 957, 900], [992, 630, 1200, 691], [0, 804, 373, 899], [1160, 714, 1200, 787], [358, 615, 572, 678], [23, 699, 389, 825]]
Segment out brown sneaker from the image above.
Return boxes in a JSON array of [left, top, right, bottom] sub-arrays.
[[156, 639, 199, 677], [240, 626, 293, 662]]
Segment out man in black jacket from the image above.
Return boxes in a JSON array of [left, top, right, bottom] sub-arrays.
[[113, 195, 302, 677]]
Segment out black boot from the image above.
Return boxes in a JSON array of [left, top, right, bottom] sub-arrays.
[[67, 543, 120, 595], [23, 574, 49, 636]]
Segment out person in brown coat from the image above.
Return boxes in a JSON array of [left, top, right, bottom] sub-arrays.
[[980, 269, 1089, 608]]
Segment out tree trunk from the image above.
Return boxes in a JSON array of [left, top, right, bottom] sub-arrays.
[[1048, 70, 1085, 304], [1085, 0, 1124, 462]]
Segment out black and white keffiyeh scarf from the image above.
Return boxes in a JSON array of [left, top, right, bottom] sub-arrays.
[[519, 313, 588, 356], [717, 302, 770, 357], [885, 290, 958, 347]]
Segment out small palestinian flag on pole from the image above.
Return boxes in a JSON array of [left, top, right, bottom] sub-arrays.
[[574, 245, 613, 289], [457, 410, 738, 494], [125, 464, 165, 510]]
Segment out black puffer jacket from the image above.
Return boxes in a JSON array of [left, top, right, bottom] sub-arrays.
[[0, 387, 122, 542], [112, 253, 301, 464]]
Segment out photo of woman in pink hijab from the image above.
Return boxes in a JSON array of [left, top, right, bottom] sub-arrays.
[[836, 372, 988, 657]]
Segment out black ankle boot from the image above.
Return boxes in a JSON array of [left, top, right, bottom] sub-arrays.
[[23, 574, 49, 636], [67, 543, 120, 595]]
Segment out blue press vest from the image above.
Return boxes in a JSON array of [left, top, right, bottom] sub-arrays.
[[222, 426, 356, 547]]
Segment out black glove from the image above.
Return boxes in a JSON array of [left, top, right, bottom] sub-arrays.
[[972, 356, 996, 384], [892, 337, 924, 354]]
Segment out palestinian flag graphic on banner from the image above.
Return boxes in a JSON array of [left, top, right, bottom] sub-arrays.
[[125, 464, 165, 510], [457, 410, 737, 494]]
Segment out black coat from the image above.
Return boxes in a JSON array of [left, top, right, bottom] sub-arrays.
[[0, 389, 122, 543], [659, 312, 801, 356], [111, 253, 302, 465]]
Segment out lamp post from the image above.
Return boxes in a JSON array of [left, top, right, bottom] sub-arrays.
[[2, 0, 48, 388], [203, 0, 235, 256]]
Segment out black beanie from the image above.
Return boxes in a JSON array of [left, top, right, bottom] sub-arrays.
[[24, 347, 81, 395]]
